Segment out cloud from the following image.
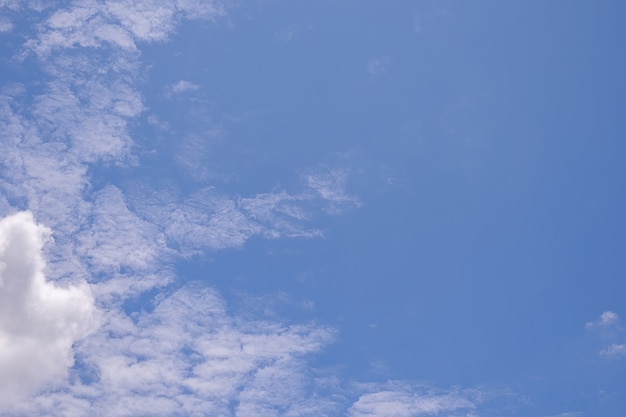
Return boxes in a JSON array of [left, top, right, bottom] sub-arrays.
[[11, 285, 338, 417], [26, 0, 225, 57], [166, 80, 200, 95], [600, 344, 626, 359], [0, 212, 95, 404], [304, 168, 361, 214], [0, 16, 12, 32], [348, 383, 479, 417], [586, 311, 626, 360], [586, 311, 619, 329]]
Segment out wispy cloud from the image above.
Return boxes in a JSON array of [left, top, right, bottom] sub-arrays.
[[0, 16, 12, 32], [348, 382, 480, 417], [586, 311, 620, 329], [600, 344, 626, 359], [165, 80, 200, 96], [304, 168, 361, 214]]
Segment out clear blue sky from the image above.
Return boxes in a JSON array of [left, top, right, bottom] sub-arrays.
[[1, 1, 625, 416]]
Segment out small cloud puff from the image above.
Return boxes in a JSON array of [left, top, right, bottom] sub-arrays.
[[586, 311, 619, 329], [165, 80, 200, 96], [586, 311, 626, 360]]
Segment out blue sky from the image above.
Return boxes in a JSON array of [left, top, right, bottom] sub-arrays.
[[1, 1, 625, 416]]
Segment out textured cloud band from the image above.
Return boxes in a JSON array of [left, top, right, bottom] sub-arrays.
[[0, 212, 95, 402]]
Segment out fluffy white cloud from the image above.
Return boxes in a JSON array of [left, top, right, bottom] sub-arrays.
[[0, 212, 95, 404]]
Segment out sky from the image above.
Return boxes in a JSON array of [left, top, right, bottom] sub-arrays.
[[0, 1, 625, 416]]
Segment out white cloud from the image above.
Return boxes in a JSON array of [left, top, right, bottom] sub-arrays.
[[585, 311, 625, 360], [26, 0, 224, 57], [305, 168, 361, 214], [0, 212, 95, 404], [586, 311, 619, 329], [76, 186, 166, 274], [600, 344, 626, 359], [348, 383, 479, 417], [166, 80, 200, 95]]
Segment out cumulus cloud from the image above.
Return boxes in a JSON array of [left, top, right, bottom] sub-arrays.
[[0, 212, 95, 403]]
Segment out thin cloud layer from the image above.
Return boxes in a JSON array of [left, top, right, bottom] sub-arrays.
[[348, 383, 478, 417], [0, 212, 95, 403]]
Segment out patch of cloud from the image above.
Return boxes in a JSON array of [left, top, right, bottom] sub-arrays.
[[166, 80, 200, 96], [125, 185, 324, 258], [76, 186, 167, 275], [0, 212, 95, 404], [347, 382, 480, 417], [586, 311, 625, 360], [304, 168, 361, 214], [544, 412, 584, 417], [600, 344, 626, 359], [25, 0, 225, 57], [0, 16, 12, 32], [586, 311, 620, 329]]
